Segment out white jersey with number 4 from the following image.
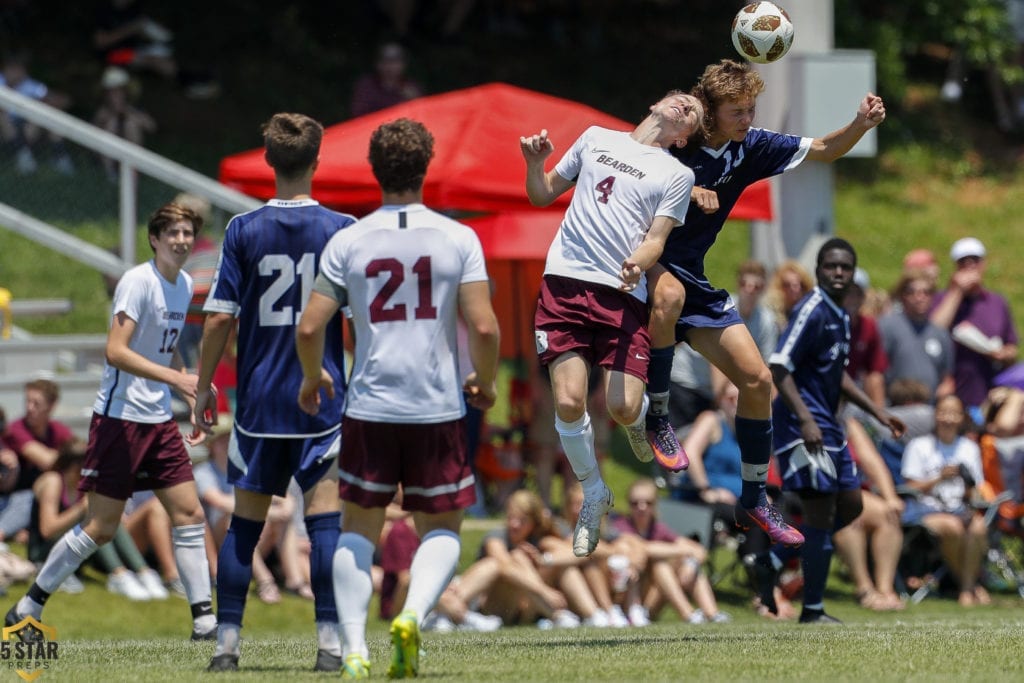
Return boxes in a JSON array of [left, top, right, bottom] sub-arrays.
[[544, 125, 694, 302], [319, 203, 489, 424], [94, 261, 193, 423]]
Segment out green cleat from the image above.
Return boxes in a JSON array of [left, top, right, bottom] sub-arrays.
[[341, 653, 371, 680], [387, 610, 421, 678]]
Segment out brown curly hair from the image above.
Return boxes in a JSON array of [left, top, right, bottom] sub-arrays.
[[368, 118, 435, 194]]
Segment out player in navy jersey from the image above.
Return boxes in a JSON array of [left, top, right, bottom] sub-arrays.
[[297, 118, 499, 680], [194, 113, 356, 673], [750, 238, 904, 623], [6, 203, 217, 643], [642, 59, 887, 546]]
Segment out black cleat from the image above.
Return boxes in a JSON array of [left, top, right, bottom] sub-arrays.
[[744, 552, 780, 615], [799, 608, 842, 624], [314, 648, 342, 672], [207, 653, 239, 672], [4, 605, 43, 643]]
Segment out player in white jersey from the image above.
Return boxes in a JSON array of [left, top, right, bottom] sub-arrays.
[[296, 118, 499, 680], [194, 113, 355, 673], [5, 203, 217, 643], [520, 91, 702, 558]]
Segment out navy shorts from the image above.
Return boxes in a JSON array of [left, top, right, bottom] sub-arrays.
[[776, 442, 861, 494], [228, 428, 340, 497], [664, 264, 744, 342]]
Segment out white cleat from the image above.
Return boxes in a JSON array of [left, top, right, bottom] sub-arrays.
[[573, 484, 613, 557], [623, 421, 655, 463]]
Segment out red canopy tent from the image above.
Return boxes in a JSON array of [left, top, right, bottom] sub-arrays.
[[218, 83, 773, 358], [219, 82, 772, 219]]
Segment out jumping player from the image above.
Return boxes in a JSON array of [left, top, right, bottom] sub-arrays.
[[644, 59, 886, 545], [521, 91, 703, 558], [194, 113, 356, 673], [5, 203, 217, 642], [296, 118, 500, 679]]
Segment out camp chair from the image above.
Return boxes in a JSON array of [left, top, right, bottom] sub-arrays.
[[977, 434, 1024, 598]]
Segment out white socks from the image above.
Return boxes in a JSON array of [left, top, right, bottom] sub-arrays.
[[333, 532, 374, 659], [555, 412, 597, 481], [402, 529, 460, 619], [21, 525, 99, 616], [172, 523, 212, 605]]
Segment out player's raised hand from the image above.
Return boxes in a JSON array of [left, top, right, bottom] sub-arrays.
[[858, 92, 886, 128], [298, 368, 335, 416], [619, 259, 642, 292], [690, 186, 720, 214], [520, 129, 554, 161]]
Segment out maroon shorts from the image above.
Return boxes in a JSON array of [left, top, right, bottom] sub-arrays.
[[339, 416, 475, 513], [78, 414, 194, 501], [534, 274, 650, 381]]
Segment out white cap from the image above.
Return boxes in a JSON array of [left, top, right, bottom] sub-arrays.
[[950, 237, 986, 262], [852, 267, 870, 290], [101, 66, 130, 89]]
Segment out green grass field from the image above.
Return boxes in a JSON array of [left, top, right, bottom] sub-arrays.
[[4, 514, 1023, 683], [10, 571, 1024, 682]]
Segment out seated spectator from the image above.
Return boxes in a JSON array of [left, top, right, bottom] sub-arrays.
[[349, 42, 423, 118], [610, 478, 728, 624], [901, 395, 991, 606], [30, 438, 167, 599], [373, 492, 423, 621], [763, 259, 813, 332], [930, 237, 1019, 424], [122, 492, 183, 596], [440, 489, 582, 628], [833, 418, 906, 610], [550, 483, 637, 627], [0, 51, 74, 175], [0, 378, 74, 545], [879, 270, 955, 403], [676, 381, 771, 562], [91, 66, 156, 180]]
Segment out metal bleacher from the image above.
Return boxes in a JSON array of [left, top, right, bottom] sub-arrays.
[[0, 331, 108, 435]]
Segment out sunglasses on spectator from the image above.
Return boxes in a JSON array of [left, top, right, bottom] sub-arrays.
[[629, 498, 655, 508]]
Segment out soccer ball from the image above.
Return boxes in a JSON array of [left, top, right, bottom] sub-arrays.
[[731, 2, 794, 64]]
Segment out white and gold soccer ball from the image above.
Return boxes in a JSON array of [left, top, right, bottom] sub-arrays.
[[731, 2, 794, 64]]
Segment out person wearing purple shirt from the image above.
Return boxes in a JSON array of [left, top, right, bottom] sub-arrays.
[[930, 237, 1019, 421]]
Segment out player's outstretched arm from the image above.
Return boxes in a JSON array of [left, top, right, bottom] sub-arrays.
[[296, 291, 341, 415], [806, 92, 886, 163]]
